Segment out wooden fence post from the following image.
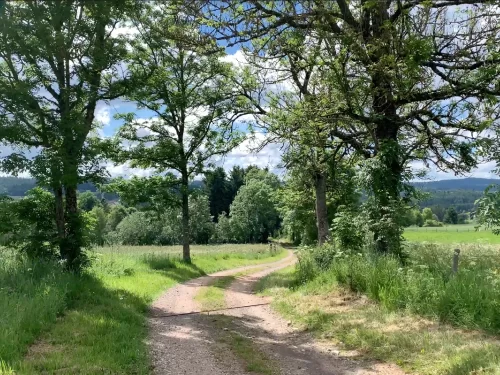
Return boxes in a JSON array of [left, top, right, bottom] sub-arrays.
[[452, 249, 460, 275]]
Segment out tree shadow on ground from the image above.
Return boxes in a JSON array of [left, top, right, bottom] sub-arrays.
[[17, 274, 155, 374], [156, 311, 396, 375]]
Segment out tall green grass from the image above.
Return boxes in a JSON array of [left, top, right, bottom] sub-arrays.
[[0, 250, 79, 367], [296, 243, 500, 333], [0, 244, 285, 373]]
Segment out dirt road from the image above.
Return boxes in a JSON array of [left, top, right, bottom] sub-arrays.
[[148, 250, 405, 375]]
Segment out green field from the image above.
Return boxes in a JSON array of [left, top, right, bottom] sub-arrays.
[[404, 224, 500, 245]]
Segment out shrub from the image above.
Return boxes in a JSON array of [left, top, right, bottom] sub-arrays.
[[116, 212, 162, 245], [332, 208, 366, 253], [0, 188, 59, 259], [423, 219, 443, 227]]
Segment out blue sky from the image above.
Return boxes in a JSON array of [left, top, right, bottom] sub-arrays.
[[95, 92, 499, 182]]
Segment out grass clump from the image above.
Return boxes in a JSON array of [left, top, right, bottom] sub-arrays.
[[1, 244, 285, 374], [0, 250, 79, 366], [323, 243, 500, 333], [195, 276, 235, 311], [212, 316, 278, 375]]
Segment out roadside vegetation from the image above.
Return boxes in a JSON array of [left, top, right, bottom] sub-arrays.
[[257, 240, 500, 374], [0, 245, 284, 374]]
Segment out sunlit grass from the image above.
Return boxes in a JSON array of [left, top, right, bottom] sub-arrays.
[[0, 244, 286, 374], [257, 242, 500, 374], [195, 276, 235, 311], [260, 268, 500, 375], [404, 224, 500, 244]]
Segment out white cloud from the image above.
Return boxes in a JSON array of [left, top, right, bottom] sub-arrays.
[[410, 160, 497, 181], [110, 23, 139, 38], [95, 106, 110, 126], [221, 49, 248, 69], [212, 133, 284, 175], [105, 162, 155, 178]]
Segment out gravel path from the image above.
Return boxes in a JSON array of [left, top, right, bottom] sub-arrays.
[[148, 250, 405, 375], [222, 259, 405, 375]]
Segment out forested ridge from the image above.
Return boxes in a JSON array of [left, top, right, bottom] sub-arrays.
[[1, 176, 496, 215]]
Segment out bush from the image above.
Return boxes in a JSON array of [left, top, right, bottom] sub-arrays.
[[332, 208, 366, 252], [294, 244, 342, 284], [423, 219, 443, 227], [116, 212, 162, 245], [0, 188, 59, 259]]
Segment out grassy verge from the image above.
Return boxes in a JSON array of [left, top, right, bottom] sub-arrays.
[[0, 251, 79, 371], [0, 245, 286, 374], [261, 273, 500, 374], [257, 244, 500, 374], [211, 315, 279, 375]]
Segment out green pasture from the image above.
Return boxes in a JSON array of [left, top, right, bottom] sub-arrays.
[[404, 224, 500, 245]]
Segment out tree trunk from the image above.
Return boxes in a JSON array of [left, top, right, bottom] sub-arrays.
[[181, 171, 191, 263], [368, 2, 404, 256], [53, 184, 65, 256], [314, 171, 329, 246], [63, 184, 83, 271]]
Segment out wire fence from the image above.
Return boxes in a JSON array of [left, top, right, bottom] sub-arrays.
[[405, 225, 482, 233]]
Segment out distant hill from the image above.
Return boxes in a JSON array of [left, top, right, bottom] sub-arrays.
[[412, 178, 500, 192], [0, 176, 204, 198], [411, 178, 500, 217], [0, 177, 103, 197], [0, 176, 495, 215]]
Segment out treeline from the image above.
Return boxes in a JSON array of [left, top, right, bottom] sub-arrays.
[[402, 207, 469, 228], [0, 167, 283, 251]]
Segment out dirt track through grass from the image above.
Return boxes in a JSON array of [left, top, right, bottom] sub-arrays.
[[149, 251, 405, 375]]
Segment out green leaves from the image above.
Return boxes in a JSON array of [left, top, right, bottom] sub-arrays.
[[104, 175, 180, 213], [475, 184, 500, 235]]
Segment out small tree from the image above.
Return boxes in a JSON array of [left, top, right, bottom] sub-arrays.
[[458, 213, 468, 225], [444, 207, 458, 225], [204, 167, 231, 221], [229, 171, 280, 243], [107, 205, 129, 232], [116, 2, 245, 262], [422, 208, 434, 222], [400, 208, 416, 227], [87, 207, 108, 246], [78, 191, 101, 212], [415, 211, 424, 227], [116, 212, 162, 246]]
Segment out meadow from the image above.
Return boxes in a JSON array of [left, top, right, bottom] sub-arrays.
[[0, 244, 285, 374], [404, 224, 500, 245]]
